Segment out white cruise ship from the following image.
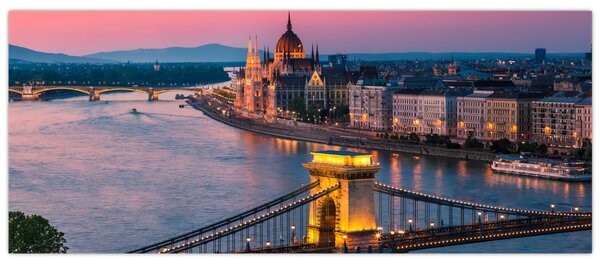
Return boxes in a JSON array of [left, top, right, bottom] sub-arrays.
[[491, 154, 591, 182]]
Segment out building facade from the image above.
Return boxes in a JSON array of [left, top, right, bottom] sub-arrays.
[[392, 89, 468, 136], [530, 92, 586, 148], [484, 92, 542, 142], [349, 80, 401, 131], [457, 90, 494, 140], [234, 13, 351, 118], [575, 97, 592, 147]]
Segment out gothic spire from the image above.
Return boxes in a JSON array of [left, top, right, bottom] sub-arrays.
[[315, 43, 320, 65], [255, 35, 259, 57], [311, 44, 314, 60], [287, 11, 292, 31]]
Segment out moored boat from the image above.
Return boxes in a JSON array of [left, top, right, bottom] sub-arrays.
[[491, 154, 591, 182]]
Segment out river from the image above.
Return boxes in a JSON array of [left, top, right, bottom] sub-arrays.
[[8, 91, 591, 253]]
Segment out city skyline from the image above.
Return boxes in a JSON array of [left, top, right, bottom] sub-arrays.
[[9, 11, 592, 56]]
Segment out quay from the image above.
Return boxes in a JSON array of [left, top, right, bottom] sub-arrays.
[[187, 95, 497, 162]]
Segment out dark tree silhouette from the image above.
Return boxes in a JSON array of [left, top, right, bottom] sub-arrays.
[[9, 211, 68, 253]]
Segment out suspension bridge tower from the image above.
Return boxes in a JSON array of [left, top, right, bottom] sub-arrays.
[[303, 150, 381, 249]]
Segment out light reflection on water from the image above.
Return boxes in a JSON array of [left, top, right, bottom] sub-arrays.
[[8, 92, 591, 253]]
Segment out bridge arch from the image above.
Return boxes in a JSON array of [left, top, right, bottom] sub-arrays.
[[95, 87, 149, 95], [33, 87, 91, 95], [8, 88, 23, 95], [153, 88, 203, 95]]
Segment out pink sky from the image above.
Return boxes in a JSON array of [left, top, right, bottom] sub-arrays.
[[9, 11, 591, 56]]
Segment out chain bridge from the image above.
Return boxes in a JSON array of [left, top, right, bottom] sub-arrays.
[[129, 150, 591, 254]]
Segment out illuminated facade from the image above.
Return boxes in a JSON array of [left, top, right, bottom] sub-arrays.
[[349, 80, 402, 131], [392, 89, 468, 136], [484, 92, 542, 142], [457, 90, 493, 139], [531, 92, 588, 148], [234, 13, 346, 117], [303, 150, 381, 248]]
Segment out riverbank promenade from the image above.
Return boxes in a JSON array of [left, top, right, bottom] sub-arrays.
[[188, 95, 497, 162]]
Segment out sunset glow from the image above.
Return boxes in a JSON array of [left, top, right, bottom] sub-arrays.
[[9, 11, 591, 55]]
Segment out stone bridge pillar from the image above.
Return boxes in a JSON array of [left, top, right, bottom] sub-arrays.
[[303, 150, 381, 249], [21, 85, 38, 101], [148, 88, 159, 101], [89, 87, 100, 101]]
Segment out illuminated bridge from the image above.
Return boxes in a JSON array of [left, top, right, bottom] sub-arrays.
[[129, 151, 591, 254], [8, 85, 208, 101]]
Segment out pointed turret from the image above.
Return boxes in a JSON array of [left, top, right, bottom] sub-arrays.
[[287, 11, 292, 31], [247, 36, 253, 55], [315, 44, 320, 65], [311, 44, 315, 60]]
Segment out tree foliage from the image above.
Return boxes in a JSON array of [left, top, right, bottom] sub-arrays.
[[9, 62, 229, 86], [575, 138, 592, 161], [9, 211, 68, 253], [464, 137, 485, 149], [517, 142, 548, 155], [491, 138, 515, 154]]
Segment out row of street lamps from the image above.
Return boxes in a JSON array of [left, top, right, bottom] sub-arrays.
[[244, 224, 296, 252], [241, 203, 577, 253]]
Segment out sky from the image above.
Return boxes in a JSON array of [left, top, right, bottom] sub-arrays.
[[8, 11, 592, 56]]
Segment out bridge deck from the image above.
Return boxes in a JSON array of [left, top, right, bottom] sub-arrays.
[[381, 217, 591, 252]]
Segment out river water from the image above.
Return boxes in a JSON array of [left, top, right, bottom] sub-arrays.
[[8, 92, 591, 253]]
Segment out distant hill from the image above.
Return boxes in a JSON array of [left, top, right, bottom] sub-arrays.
[[10, 43, 586, 64], [85, 43, 269, 63], [9, 45, 117, 64]]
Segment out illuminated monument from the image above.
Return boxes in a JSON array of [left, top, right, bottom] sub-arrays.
[[303, 150, 381, 249]]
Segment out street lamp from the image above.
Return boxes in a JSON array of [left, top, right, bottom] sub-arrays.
[[477, 211, 483, 224], [550, 204, 556, 213], [500, 214, 505, 220], [408, 219, 413, 232], [266, 241, 271, 251], [574, 207, 580, 212], [291, 224, 296, 244], [429, 221, 435, 228], [245, 237, 251, 252]]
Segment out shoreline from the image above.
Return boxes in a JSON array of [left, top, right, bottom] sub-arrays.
[[187, 97, 497, 162]]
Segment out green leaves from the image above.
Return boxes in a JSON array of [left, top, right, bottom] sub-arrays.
[[9, 211, 68, 253]]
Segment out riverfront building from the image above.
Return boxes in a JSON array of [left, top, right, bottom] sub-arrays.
[[392, 89, 469, 136], [484, 92, 544, 142], [531, 92, 588, 148], [349, 79, 402, 131], [457, 90, 494, 140]]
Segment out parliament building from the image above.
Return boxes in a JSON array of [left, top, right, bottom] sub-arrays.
[[234, 13, 350, 118]]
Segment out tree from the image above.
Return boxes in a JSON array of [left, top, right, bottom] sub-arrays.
[[9, 211, 68, 253], [289, 96, 306, 115], [464, 137, 484, 149], [576, 138, 592, 161], [491, 138, 514, 154], [409, 133, 420, 143]]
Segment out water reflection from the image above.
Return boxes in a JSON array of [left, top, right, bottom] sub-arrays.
[[8, 92, 591, 253]]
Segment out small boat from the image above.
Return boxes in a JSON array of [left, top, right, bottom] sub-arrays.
[[131, 108, 138, 114], [179, 104, 185, 108]]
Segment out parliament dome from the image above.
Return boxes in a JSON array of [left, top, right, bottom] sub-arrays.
[[275, 13, 305, 54]]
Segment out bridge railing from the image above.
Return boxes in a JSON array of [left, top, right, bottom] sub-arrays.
[[372, 182, 590, 236], [129, 181, 338, 253]]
